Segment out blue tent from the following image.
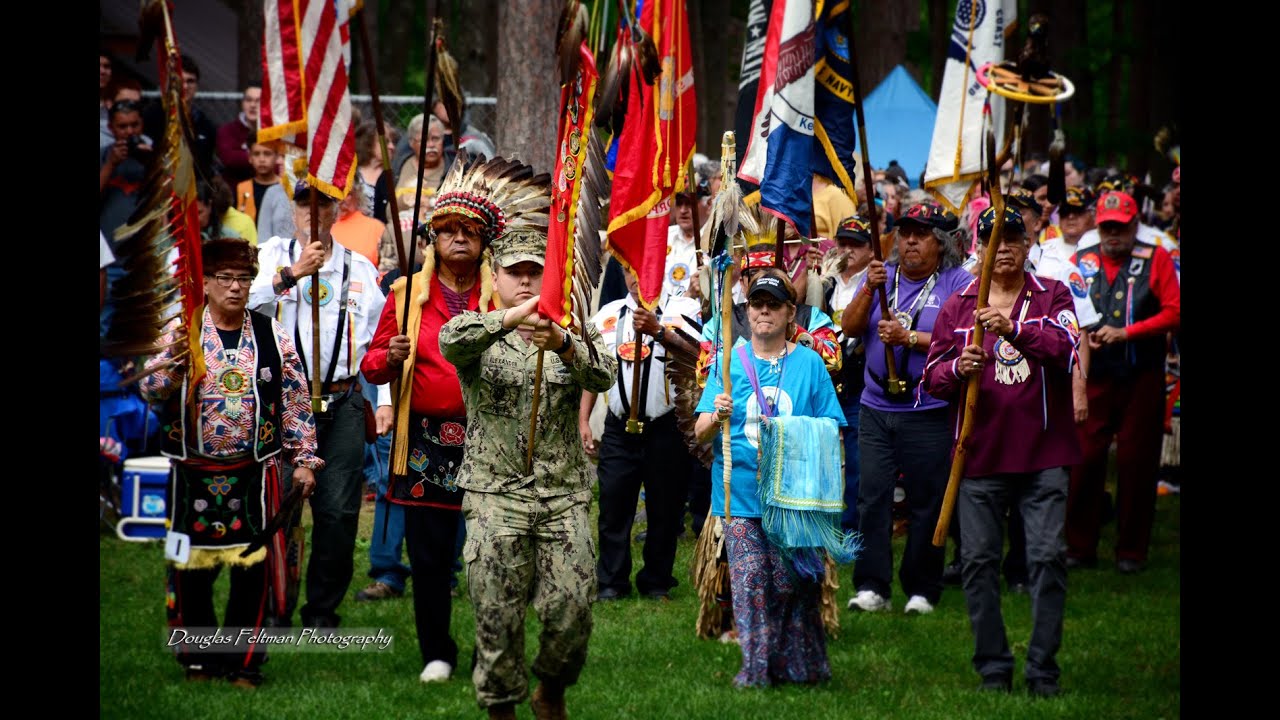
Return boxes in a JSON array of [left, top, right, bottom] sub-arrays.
[[852, 65, 938, 188]]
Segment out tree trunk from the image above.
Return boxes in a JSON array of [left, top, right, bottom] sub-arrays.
[[852, 2, 916, 92], [225, 0, 263, 90], [496, 0, 558, 173], [1049, 0, 1089, 165], [1107, 1, 1125, 166], [689, 0, 732, 159], [1127, 0, 1154, 178], [448, 0, 499, 97], [1146, 0, 1180, 185], [379, 0, 418, 95], [927, 0, 948, 97]]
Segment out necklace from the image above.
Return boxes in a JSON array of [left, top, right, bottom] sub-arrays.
[[890, 265, 939, 331], [752, 342, 789, 415]]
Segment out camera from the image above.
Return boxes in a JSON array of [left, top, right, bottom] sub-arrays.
[[125, 135, 149, 159]]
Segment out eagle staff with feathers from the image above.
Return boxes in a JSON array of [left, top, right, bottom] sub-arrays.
[[434, 2, 616, 716]]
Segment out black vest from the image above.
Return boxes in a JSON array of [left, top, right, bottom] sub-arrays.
[[161, 311, 285, 461], [1088, 245, 1166, 376]]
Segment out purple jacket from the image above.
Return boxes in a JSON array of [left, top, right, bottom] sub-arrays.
[[924, 272, 1082, 477]]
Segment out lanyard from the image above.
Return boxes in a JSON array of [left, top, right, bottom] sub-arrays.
[[890, 266, 939, 324], [736, 343, 788, 418]]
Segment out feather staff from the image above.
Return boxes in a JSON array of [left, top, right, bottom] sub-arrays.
[[528, 1, 611, 471], [106, 0, 204, 400], [403, 0, 444, 338]]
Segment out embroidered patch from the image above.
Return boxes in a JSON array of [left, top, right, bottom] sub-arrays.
[[1078, 253, 1100, 278], [618, 341, 652, 362], [669, 262, 690, 282], [300, 278, 334, 306], [1170, 248, 1180, 271], [602, 316, 618, 333], [350, 280, 363, 293], [437, 422, 466, 446], [1057, 309, 1079, 337], [1068, 271, 1088, 298], [1131, 244, 1154, 259]]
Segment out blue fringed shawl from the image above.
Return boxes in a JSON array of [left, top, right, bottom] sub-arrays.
[[758, 415, 861, 579]]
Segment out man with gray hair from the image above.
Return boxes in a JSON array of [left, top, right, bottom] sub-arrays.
[[396, 114, 448, 202]]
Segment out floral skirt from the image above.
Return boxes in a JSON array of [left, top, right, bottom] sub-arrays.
[[388, 414, 466, 509], [725, 517, 831, 688]]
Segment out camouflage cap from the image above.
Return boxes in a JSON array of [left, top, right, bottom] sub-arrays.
[[491, 228, 546, 268]]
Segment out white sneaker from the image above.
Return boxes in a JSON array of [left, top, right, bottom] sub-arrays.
[[847, 590, 891, 612], [904, 595, 935, 615], [419, 660, 453, 683]]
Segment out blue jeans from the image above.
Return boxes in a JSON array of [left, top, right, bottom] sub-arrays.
[[840, 396, 862, 534], [361, 376, 410, 592]]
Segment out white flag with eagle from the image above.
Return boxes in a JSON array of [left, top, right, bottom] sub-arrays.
[[924, 0, 1017, 214]]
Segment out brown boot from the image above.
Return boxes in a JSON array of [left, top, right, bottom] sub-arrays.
[[530, 682, 567, 720], [487, 703, 517, 720]]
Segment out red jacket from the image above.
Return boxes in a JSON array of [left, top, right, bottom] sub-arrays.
[[362, 275, 491, 417]]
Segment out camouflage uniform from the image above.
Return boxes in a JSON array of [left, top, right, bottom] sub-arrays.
[[439, 233, 616, 709]]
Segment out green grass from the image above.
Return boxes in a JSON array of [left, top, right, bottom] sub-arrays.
[[101, 492, 1179, 719]]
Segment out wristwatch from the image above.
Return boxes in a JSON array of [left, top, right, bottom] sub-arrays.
[[908, 331, 918, 349], [555, 330, 573, 355], [654, 325, 666, 342]]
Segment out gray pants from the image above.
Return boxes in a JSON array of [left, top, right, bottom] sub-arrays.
[[958, 467, 1067, 683]]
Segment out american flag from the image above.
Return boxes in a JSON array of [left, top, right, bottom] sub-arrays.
[[260, 0, 359, 199]]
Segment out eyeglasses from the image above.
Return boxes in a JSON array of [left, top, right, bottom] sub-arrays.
[[212, 274, 254, 287], [748, 297, 785, 310]]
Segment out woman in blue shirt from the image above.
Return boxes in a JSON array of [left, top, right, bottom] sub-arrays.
[[695, 270, 846, 688]]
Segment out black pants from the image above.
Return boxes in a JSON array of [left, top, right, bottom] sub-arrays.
[[167, 561, 269, 676], [292, 391, 366, 627], [596, 412, 690, 595], [959, 468, 1068, 683], [951, 504, 1029, 586], [687, 460, 711, 537], [404, 503, 462, 668], [855, 405, 952, 604]]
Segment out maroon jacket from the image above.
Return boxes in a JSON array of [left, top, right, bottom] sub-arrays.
[[924, 272, 1082, 476]]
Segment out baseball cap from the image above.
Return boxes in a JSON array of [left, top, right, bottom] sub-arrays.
[[1094, 191, 1138, 224], [977, 206, 1027, 240], [748, 274, 791, 304], [1005, 187, 1039, 212], [835, 216, 872, 244], [896, 202, 947, 230]]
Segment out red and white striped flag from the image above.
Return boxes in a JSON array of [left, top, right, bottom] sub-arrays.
[[260, 0, 358, 199]]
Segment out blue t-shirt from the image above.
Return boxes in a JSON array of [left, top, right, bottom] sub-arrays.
[[856, 264, 971, 411], [696, 340, 847, 518]]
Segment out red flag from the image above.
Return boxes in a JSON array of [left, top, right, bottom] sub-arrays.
[[540, 43, 599, 328], [606, 0, 697, 309], [260, 0, 357, 199]]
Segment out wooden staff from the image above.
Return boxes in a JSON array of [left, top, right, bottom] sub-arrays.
[[721, 255, 734, 522], [403, 0, 442, 337], [355, 7, 412, 545], [845, 17, 905, 395], [933, 127, 1005, 547]]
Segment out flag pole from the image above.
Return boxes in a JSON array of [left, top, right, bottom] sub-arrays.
[[310, 192, 323, 413], [846, 14, 906, 396]]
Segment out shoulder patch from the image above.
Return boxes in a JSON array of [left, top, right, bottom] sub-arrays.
[[1068, 271, 1088, 298], [1056, 309, 1079, 337], [1131, 244, 1154, 259]]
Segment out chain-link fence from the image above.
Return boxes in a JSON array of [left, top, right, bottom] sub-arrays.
[[141, 91, 497, 142]]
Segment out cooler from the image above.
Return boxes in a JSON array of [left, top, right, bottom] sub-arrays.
[[117, 456, 170, 541]]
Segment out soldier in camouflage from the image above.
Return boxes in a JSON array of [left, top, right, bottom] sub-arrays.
[[439, 228, 616, 720]]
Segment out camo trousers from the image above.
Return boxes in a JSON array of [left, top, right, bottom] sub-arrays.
[[462, 488, 596, 708]]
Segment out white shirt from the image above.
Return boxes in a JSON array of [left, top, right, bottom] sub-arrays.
[[664, 225, 700, 299], [1028, 241, 1101, 328], [591, 294, 702, 421], [249, 235, 391, 406], [829, 268, 867, 345]]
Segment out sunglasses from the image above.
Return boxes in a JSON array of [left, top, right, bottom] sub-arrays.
[[748, 297, 785, 310]]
